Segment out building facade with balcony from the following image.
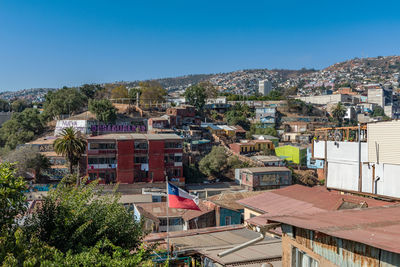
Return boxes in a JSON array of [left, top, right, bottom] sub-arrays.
[[86, 133, 184, 184]]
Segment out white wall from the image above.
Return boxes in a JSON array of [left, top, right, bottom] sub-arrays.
[[313, 141, 367, 161], [314, 139, 400, 198], [327, 162, 359, 191]]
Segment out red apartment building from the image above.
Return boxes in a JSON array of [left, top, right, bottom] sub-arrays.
[[86, 133, 184, 184]]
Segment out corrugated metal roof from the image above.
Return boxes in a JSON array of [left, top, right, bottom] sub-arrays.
[[199, 239, 282, 266], [239, 185, 393, 224], [266, 204, 400, 254], [169, 227, 276, 250]]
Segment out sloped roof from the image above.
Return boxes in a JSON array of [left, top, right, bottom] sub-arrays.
[[238, 185, 392, 224], [135, 200, 215, 222], [208, 191, 267, 211], [118, 194, 152, 204], [266, 204, 400, 254], [199, 239, 282, 266], [240, 167, 291, 173]]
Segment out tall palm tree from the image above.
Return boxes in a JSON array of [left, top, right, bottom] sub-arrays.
[[332, 102, 347, 127], [54, 127, 86, 176]]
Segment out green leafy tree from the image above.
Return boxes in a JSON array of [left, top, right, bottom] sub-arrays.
[[199, 146, 227, 178], [225, 103, 252, 130], [79, 84, 103, 99], [246, 123, 278, 139], [371, 106, 385, 117], [227, 155, 249, 169], [184, 84, 207, 111], [0, 108, 45, 149], [11, 99, 29, 112], [43, 87, 86, 120], [0, 99, 10, 112], [0, 171, 152, 266], [25, 179, 145, 254], [54, 127, 86, 175], [0, 162, 26, 230], [332, 102, 347, 126], [88, 99, 117, 123], [128, 87, 141, 102], [3, 146, 51, 182], [139, 81, 167, 106]]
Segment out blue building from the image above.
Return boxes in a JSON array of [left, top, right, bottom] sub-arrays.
[[306, 147, 324, 169]]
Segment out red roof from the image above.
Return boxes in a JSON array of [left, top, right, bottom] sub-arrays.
[[266, 204, 400, 254], [238, 185, 393, 225]]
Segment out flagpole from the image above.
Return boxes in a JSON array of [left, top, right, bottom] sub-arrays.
[[166, 177, 170, 260]]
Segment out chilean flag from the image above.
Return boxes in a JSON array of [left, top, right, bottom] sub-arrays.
[[167, 182, 200, 211]]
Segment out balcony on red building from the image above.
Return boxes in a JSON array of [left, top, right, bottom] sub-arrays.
[[86, 133, 184, 185]]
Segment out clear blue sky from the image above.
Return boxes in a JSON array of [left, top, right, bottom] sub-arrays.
[[1, 0, 400, 91]]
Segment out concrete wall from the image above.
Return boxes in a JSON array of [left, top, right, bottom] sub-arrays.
[[296, 94, 353, 105]]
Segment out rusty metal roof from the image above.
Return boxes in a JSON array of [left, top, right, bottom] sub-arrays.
[[266, 204, 400, 254], [238, 185, 393, 224]]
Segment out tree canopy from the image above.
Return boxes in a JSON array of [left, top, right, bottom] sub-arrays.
[[88, 99, 117, 123], [139, 81, 167, 105], [0, 99, 10, 112], [43, 87, 86, 120], [331, 102, 347, 126], [199, 146, 228, 178], [111, 85, 129, 99], [371, 106, 385, 117], [225, 103, 252, 130], [11, 99, 30, 112], [0, 165, 152, 266], [3, 146, 51, 182], [184, 84, 207, 111], [246, 123, 278, 139], [79, 84, 104, 99], [0, 108, 45, 149], [0, 162, 26, 230]]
